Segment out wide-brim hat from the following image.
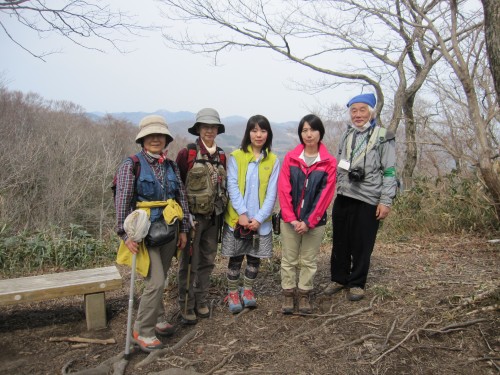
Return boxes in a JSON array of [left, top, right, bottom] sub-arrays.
[[135, 115, 173, 144], [188, 108, 225, 135]]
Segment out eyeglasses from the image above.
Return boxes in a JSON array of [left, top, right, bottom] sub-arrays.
[[200, 125, 219, 131]]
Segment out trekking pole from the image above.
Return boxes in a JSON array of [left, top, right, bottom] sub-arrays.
[[124, 252, 137, 360], [184, 222, 196, 317]]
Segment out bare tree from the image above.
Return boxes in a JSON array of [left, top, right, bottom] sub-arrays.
[[157, 0, 480, 189], [0, 86, 139, 234], [0, 0, 143, 60], [406, 0, 500, 220], [481, 0, 500, 103]]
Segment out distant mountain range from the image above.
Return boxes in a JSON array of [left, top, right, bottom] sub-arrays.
[[87, 110, 299, 158]]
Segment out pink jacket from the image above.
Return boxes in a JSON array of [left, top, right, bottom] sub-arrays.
[[278, 143, 337, 229]]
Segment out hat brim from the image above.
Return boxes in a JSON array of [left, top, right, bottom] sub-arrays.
[[188, 123, 225, 135], [135, 124, 174, 144]]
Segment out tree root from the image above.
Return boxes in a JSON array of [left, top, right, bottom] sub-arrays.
[[61, 353, 126, 375], [324, 334, 383, 354], [202, 349, 241, 375], [371, 318, 489, 365], [422, 318, 488, 336], [371, 329, 415, 365], [452, 287, 499, 310], [135, 329, 198, 369], [293, 296, 377, 340]]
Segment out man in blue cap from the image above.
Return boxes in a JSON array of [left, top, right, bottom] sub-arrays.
[[324, 93, 397, 301]]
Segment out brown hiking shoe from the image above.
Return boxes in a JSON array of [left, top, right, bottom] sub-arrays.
[[180, 309, 198, 325], [281, 288, 295, 314], [324, 282, 345, 295], [348, 287, 365, 301], [298, 289, 312, 314], [195, 303, 210, 318]]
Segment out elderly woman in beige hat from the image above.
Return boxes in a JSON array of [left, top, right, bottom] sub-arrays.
[[175, 108, 228, 324], [114, 115, 189, 352]]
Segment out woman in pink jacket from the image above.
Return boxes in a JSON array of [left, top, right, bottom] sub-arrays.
[[278, 114, 337, 314]]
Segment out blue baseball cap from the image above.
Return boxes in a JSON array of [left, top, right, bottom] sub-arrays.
[[346, 93, 376, 108]]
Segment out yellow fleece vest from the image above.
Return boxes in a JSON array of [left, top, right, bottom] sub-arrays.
[[224, 147, 277, 228]]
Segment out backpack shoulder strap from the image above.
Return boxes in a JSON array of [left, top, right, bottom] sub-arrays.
[[216, 146, 226, 166], [187, 143, 198, 170], [130, 154, 141, 178], [377, 127, 395, 143]]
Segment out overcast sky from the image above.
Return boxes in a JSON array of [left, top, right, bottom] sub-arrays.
[[0, 1, 351, 123]]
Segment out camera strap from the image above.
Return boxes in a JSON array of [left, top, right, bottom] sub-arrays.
[[348, 126, 374, 170]]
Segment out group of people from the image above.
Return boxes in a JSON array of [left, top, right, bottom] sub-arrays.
[[114, 93, 397, 353]]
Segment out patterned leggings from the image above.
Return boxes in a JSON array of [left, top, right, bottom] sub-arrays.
[[227, 255, 261, 281]]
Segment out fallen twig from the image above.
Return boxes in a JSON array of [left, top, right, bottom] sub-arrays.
[[399, 312, 416, 330], [371, 329, 415, 365], [425, 318, 488, 336], [293, 296, 377, 340], [50, 336, 116, 345], [465, 304, 499, 316], [383, 318, 398, 348], [203, 349, 241, 375], [223, 307, 251, 326], [452, 287, 499, 310], [324, 334, 383, 354], [478, 325, 493, 352], [415, 345, 462, 351]]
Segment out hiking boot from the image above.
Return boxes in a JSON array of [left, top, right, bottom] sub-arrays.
[[348, 287, 365, 301], [195, 303, 210, 318], [180, 309, 198, 325], [132, 331, 164, 353], [224, 290, 243, 314], [155, 320, 175, 337], [298, 289, 312, 314], [240, 288, 257, 308], [282, 288, 295, 315], [324, 281, 345, 295]]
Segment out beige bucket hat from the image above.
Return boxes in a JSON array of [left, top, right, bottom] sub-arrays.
[[188, 108, 225, 135], [135, 115, 173, 144]]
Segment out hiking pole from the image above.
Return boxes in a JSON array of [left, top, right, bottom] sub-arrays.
[[184, 221, 196, 317], [124, 252, 137, 360]]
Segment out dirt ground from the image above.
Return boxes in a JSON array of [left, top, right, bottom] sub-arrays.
[[0, 234, 498, 375]]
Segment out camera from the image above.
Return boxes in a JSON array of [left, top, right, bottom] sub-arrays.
[[348, 167, 365, 182]]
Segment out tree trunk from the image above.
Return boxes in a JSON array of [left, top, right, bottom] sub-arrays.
[[481, 0, 500, 104], [401, 94, 417, 190], [465, 86, 500, 222]]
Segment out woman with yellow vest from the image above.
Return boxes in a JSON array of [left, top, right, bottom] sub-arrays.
[[221, 115, 280, 313]]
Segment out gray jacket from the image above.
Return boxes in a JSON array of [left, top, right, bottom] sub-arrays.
[[336, 125, 397, 206]]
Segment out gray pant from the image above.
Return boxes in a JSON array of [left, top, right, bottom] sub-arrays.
[[178, 215, 218, 311], [133, 233, 177, 337]]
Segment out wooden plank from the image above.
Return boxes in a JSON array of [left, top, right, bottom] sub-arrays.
[[0, 266, 122, 306]]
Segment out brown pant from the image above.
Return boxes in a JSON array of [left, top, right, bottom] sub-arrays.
[[178, 215, 218, 311], [133, 233, 177, 337]]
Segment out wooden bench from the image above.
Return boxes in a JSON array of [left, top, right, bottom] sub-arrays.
[[0, 266, 122, 330]]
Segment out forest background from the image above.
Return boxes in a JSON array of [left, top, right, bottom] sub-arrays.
[[0, 1, 499, 373], [0, 0, 499, 275]]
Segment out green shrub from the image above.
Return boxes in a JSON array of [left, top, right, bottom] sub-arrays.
[[380, 174, 499, 240], [0, 224, 119, 277]]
